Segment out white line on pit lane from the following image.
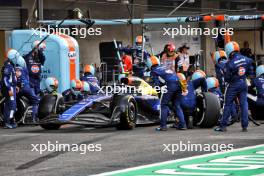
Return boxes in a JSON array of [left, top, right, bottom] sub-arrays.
[[92, 144, 264, 176]]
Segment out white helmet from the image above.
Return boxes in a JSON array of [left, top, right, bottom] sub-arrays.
[[6, 49, 20, 65]]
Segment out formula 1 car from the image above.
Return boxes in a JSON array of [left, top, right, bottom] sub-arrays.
[[38, 76, 221, 130]]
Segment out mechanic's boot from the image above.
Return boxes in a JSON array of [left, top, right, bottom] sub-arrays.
[[11, 122, 17, 128], [214, 126, 227, 132], [174, 124, 187, 130], [3, 123, 13, 129], [155, 127, 167, 131], [187, 116, 194, 129], [32, 117, 39, 124], [10, 118, 17, 128], [242, 128, 248, 132]]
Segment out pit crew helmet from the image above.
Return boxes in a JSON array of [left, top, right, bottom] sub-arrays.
[[6, 49, 20, 65], [71, 79, 83, 91], [206, 77, 219, 89], [146, 55, 160, 69], [16, 56, 27, 68], [84, 64, 95, 75], [225, 41, 239, 58], [256, 65, 264, 77], [135, 36, 145, 46], [45, 77, 59, 92], [191, 70, 206, 81], [81, 81, 90, 92], [212, 50, 227, 63]]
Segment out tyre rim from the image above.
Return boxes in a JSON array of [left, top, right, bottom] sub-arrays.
[[129, 102, 136, 121]]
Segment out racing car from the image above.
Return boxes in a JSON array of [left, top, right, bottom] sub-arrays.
[[37, 76, 221, 130]]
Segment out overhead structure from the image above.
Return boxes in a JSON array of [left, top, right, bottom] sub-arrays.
[[38, 14, 264, 26]]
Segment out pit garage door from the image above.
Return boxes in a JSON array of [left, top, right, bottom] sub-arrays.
[[0, 9, 21, 30]]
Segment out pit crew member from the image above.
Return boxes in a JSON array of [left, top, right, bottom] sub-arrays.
[[23, 40, 46, 95], [206, 77, 238, 125], [147, 56, 187, 131], [1, 49, 18, 128], [80, 64, 100, 94], [43, 77, 59, 95], [173, 70, 208, 129], [62, 79, 84, 102], [251, 65, 264, 106], [215, 41, 254, 132], [15, 56, 39, 123]]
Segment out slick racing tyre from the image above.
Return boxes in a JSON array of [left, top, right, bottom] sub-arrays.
[[0, 97, 4, 126], [195, 92, 221, 128], [15, 96, 30, 124], [38, 94, 63, 130], [248, 94, 263, 120], [112, 94, 137, 130]]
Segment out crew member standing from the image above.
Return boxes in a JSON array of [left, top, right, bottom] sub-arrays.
[[1, 49, 18, 128], [24, 40, 46, 95], [215, 41, 254, 132], [147, 56, 188, 131]]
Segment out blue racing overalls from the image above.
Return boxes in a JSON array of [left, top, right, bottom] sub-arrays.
[[179, 77, 207, 113], [24, 50, 45, 95], [150, 65, 185, 128], [1, 61, 17, 125], [80, 73, 100, 94], [220, 53, 254, 129], [16, 65, 39, 121]]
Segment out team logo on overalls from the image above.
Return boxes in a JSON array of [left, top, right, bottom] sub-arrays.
[[238, 67, 246, 76], [31, 65, 40, 73]]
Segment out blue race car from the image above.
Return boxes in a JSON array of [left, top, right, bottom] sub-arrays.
[[37, 76, 220, 130]]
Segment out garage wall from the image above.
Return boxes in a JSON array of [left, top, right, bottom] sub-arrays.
[[19, 0, 264, 74], [21, 0, 146, 67], [232, 30, 264, 55], [0, 9, 21, 29]]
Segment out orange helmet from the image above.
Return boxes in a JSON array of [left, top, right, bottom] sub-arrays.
[[71, 79, 83, 90], [135, 36, 144, 45], [146, 56, 160, 68], [84, 64, 95, 75]]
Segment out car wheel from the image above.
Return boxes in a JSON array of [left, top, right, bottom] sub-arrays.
[[15, 96, 30, 124], [0, 97, 4, 126], [248, 96, 263, 120], [38, 94, 62, 130], [195, 92, 221, 128], [112, 95, 137, 130]]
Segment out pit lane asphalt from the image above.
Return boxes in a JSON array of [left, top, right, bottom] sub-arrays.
[[0, 122, 264, 176]]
